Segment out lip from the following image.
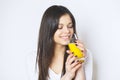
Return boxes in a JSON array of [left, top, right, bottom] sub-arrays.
[[60, 35, 71, 40]]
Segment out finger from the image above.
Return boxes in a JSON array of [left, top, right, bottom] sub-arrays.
[[75, 40, 85, 47], [66, 53, 74, 63], [72, 63, 82, 72], [77, 46, 85, 52], [75, 40, 87, 57], [67, 56, 77, 65], [76, 44, 86, 53], [70, 60, 80, 68], [75, 43, 84, 47], [75, 40, 83, 44], [66, 50, 73, 55]]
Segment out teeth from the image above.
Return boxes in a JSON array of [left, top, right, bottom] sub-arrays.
[[61, 34, 71, 39], [62, 36, 71, 40], [62, 36, 69, 38]]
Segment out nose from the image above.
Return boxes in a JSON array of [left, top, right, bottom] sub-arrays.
[[63, 27, 70, 33]]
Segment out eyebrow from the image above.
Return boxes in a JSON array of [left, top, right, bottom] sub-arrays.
[[59, 22, 73, 25]]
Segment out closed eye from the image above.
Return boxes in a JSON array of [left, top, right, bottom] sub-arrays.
[[67, 23, 73, 28], [58, 24, 63, 29]]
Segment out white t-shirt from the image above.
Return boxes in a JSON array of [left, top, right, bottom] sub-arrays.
[[48, 49, 93, 80], [26, 49, 93, 80], [48, 68, 61, 80]]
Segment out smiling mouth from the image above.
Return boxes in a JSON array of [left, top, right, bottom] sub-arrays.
[[61, 35, 71, 40]]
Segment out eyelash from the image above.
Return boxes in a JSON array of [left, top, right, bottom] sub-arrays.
[[67, 26, 73, 28], [58, 26, 63, 29], [58, 25, 73, 29]]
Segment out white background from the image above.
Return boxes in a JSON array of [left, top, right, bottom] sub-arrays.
[[0, 0, 120, 80]]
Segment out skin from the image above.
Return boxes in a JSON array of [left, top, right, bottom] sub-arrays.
[[50, 14, 86, 80]]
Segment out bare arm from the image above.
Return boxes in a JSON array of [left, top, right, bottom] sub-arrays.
[[60, 73, 72, 80], [74, 39, 86, 80], [61, 52, 82, 80], [74, 65, 86, 80]]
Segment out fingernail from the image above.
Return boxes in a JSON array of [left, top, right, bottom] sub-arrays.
[[66, 50, 69, 52], [72, 60, 75, 63], [76, 60, 79, 62], [81, 50, 84, 52], [79, 60, 84, 64], [75, 43, 78, 46], [75, 55, 77, 57]]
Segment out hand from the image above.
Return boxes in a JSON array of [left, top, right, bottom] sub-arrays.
[[61, 51, 82, 80], [75, 40, 87, 57]]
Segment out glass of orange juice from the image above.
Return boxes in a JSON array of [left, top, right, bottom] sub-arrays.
[[68, 34, 85, 63]]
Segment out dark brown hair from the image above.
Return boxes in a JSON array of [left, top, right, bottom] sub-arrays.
[[36, 5, 76, 80]]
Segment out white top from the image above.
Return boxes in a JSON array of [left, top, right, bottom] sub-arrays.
[[47, 49, 93, 80], [48, 68, 61, 80], [26, 49, 93, 80]]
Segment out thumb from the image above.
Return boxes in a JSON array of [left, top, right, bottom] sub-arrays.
[[66, 50, 73, 55]]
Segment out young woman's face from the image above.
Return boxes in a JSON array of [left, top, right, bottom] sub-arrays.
[[53, 14, 74, 46]]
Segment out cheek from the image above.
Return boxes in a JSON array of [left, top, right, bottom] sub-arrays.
[[53, 31, 60, 42], [72, 30, 74, 34], [71, 29, 74, 35]]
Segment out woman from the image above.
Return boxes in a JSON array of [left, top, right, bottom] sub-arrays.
[[36, 5, 87, 80]]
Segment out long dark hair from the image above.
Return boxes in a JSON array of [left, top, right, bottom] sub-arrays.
[[36, 5, 76, 80]]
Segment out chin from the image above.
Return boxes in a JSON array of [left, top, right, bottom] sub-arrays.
[[62, 41, 70, 45]]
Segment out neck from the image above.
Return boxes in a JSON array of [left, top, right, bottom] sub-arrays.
[[49, 44, 66, 74], [54, 44, 66, 57]]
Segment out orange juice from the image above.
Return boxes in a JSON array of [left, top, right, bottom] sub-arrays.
[[68, 43, 85, 62]]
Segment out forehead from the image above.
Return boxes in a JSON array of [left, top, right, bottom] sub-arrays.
[[59, 14, 72, 24]]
